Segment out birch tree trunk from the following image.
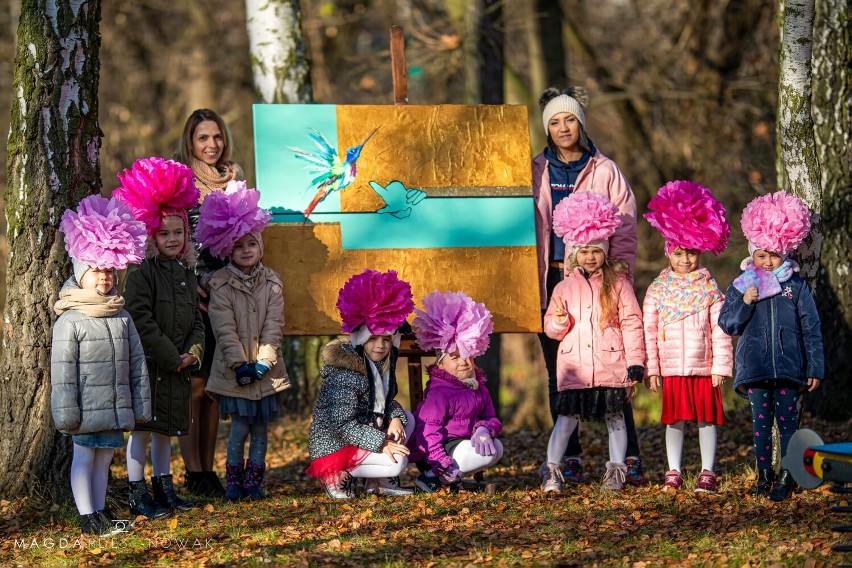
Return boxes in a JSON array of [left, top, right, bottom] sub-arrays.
[[0, 0, 102, 497], [777, 0, 822, 281], [810, 0, 851, 419], [245, 0, 312, 104]]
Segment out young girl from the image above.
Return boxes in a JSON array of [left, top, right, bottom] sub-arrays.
[[642, 181, 734, 493], [306, 269, 416, 499], [541, 193, 645, 492], [52, 195, 151, 535], [719, 191, 824, 501], [116, 157, 205, 517], [195, 181, 290, 501], [407, 291, 503, 493]]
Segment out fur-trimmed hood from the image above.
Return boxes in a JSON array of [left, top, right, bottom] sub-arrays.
[[321, 339, 367, 375]]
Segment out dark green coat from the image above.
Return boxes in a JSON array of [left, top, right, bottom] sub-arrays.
[[124, 256, 204, 436]]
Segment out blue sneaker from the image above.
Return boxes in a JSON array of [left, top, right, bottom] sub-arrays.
[[415, 473, 442, 493], [625, 457, 646, 486]]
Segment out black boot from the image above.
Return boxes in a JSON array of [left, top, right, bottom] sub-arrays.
[[152, 474, 197, 511], [96, 508, 127, 535], [184, 471, 202, 494], [127, 479, 172, 519], [79, 513, 108, 536], [768, 469, 796, 501], [205, 471, 226, 497], [749, 468, 775, 497]]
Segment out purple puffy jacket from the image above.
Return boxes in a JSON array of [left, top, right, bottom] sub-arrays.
[[407, 365, 502, 471]]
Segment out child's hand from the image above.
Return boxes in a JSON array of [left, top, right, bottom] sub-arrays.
[[553, 300, 569, 324], [743, 286, 759, 305], [711, 374, 726, 388], [386, 417, 406, 443], [177, 353, 197, 371], [625, 384, 635, 402], [646, 375, 661, 393], [380, 439, 410, 463], [807, 377, 821, 392]]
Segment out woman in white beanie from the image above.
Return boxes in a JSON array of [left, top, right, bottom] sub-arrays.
[[532, 86, 643, 487]]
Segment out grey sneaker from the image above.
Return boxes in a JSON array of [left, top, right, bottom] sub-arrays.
[[540, 462, 564, 493], [602, 461, 627, 491], [324, 473, 357, 499], [364, 477, 414, 496]]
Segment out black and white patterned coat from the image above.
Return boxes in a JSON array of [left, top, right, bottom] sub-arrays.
[[308, 339, 408, 460]]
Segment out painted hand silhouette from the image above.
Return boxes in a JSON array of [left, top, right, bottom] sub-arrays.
[[368, 180, 427, 219]]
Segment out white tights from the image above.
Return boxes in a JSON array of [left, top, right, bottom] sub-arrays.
[[665, 421, 717, 473], [425, 439, 504, 476], [126, 431, 172, 481], [349, 411, 415, 479], [547, 414, 627, 465], [70, 444, 115, 515]]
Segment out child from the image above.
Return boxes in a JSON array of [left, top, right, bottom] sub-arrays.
[[195, 181, 291, 501], [642, 181, 734, 493], [408, 291, 503, 493], [307, 269, 416, 499], [51, 195, 151, 535], [719, 191, 824, 501], [541, 192, 645, 492], [115, 157, 205, 517]]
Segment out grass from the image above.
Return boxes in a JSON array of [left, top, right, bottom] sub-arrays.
[[0, 408, 849, 567]]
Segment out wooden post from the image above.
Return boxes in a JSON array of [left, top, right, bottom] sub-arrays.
[[390, 25, 408, 105], [398, 335, 426, 410]]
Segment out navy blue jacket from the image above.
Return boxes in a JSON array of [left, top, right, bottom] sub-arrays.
[[718, 274, 824, 397]]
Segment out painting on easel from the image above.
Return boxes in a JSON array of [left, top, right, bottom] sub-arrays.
[[253, 103, 541, 336]]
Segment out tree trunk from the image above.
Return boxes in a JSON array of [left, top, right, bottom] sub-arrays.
[[777, 0, 822, 281], [0, 0, 102, 498], [810, 0, 851, 419], [245, 0, 312, 104]]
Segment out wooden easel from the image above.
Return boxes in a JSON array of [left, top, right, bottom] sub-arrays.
[[389, 25, 431, 410]]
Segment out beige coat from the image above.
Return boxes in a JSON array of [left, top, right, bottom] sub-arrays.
[[205, 265, 290, 400]]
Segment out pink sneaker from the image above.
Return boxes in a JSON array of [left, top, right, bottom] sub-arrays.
[[695, 470, 718, 494], [663, 469, 683, 491]]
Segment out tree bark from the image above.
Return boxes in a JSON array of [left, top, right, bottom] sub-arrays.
[[245, 0, 312, 104], [0, 0, 102, 497], [810, 0, 851, 419]]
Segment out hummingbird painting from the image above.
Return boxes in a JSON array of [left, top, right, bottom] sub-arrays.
[[289, 127, 379, 218]]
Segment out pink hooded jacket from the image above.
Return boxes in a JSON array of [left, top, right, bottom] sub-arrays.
[[533, 150, 638, 308], [544, 267, 645, 390], [643, 269, 734, 378]]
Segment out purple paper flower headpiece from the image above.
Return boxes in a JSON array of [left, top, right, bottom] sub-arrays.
[[59, 195, 148, 270], [195, 181, 271, 259], [413, 291, 493, 360]]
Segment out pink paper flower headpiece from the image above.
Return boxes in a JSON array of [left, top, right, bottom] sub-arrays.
[[59, 195, 148, 270], [113, 157, 199, 234], [741, 191, 811, 255], [195, 181, 271, 259], [413, 291, 494, 360], [644, 180, 730, 256], [337, 269, 414, 336], [552, 192, 622, 251]]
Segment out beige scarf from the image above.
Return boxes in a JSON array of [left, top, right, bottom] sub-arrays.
[[191, 158, 245, 202], [54, 287, 125, 317]]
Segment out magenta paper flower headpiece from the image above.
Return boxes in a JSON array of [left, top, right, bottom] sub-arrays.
[[644, 180, 730, 256], [113, 157, 199, 234], [413, 291, 493, 360], [337, 269, 414, 335], [741, 191, 811, 255], [553, 192, 622, 250], [195, 181, 271, 259], [59, 194, 148, 270]]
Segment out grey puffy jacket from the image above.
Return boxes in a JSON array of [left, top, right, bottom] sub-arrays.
[[51, 309, 151, 434]]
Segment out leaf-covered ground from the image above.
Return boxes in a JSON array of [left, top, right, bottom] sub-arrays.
[[1, 408, 849, 567]]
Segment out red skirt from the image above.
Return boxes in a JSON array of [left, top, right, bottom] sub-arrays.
[[305, 446, 369, 484], [660, 376, 725, 426]]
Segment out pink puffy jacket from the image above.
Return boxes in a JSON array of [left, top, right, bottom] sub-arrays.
[[544, 268, 645, 390], [533, 150, 638, 308], [643, 271, 734, 378]]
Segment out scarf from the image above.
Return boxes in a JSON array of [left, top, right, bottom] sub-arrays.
[[191, 158, 244, 202], [54, 284, 125, 317], [646, 267, 722, 328], [226, 261, 262, 290], [733, 258, 799, 300]]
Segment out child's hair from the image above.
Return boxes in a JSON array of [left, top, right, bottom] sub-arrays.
[[568, 254, 628, 328]]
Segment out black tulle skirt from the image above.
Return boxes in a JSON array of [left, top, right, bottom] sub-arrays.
[[218, 393, 284, 425], [556, 387, 627, 421]]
